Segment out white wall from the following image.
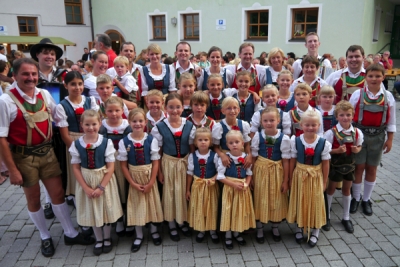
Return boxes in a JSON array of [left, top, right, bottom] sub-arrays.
[[0, 0, 92, 62]]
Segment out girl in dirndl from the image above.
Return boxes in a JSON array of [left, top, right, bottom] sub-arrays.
[[151, 92, 196, 241], [287, 110, 331, 248], [69, 110, 123, 256], [251, 107, 291, 244], [118, 108, 163, 253], [186, 128, 220, 244]]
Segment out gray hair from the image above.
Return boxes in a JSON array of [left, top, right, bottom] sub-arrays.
[[96, 34, 112, 48]]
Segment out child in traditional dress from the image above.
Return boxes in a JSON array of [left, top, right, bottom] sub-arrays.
[[349, 64, 395, 216], [186, 128, 220, 243], [277, 70, 295, 112], [145, 90, 167, 134], [99, 96, 132, 236], [151, 93, 196, 241], [118, 108, 163, 252], [186, 91, 215, 129], [323, 101, 363, 233], [316, 85, 337, 133], [180, 72, 196, 117], [289, 83, 324, 137], [287, 110, 331, 247], [217, 130, 255, 249], [251, 107, 291, 243], [69, 110, 123, 255]]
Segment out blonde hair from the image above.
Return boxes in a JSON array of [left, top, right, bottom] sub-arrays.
[[300, 110, 320, 124], [221, 96, 240, 109], [190, 91, 210, 108], [294, 83, 312, 95], [236, 70, 253, 84], [113, 56, 129, 67], [267, 47, 285, 66], [334, 100, 354, 117], [226, 130, 244, 142], [260, 106, 280, 122], [84, 60, 93, 68], [104, 96, 124, 109], [207, 73, 224, 84], [80, 109, 101, 123], [318, 85, 336, 98], [277, 69, 293, 80], [179, 72, 196, 86], [128, 108, 146, 121], [194, 127, 212, 147], [146, 90, 164, 101], [14, 50, 25, 58], [147, 43, 162, 54], [96, 74, 112, 86], [261, 84, 279, 96]]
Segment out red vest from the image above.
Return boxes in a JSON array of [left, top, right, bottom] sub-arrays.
[[231, 66, 261, 94], [309, 80, 321, 108], [8, 89, 51, 146], [331, 126, 359, 156], [334, 72, 365, 103], [353, 89, 390, 127]]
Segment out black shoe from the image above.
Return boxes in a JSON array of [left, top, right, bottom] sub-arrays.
[[81, 226, 93, 238], [151, 231, 162, 246], [308, 235, 318, 247], [225, 238, 233, 250], [102, 238, 113, 253], [41, 238, 55, 257], [361, 200, 373, 216], [295, 231, 303, 244], [169, 228, 180, 242], [341, 219, 354, 233], [131, 238, 143, 253], [255, 227, 264, 244], [322, 219, 331, 231], [196, 233, 205, 243], [64, 232, 95, 246], [350, 197, 360, 214], [66, 198, 75, 207], [178, 224, 192, 237], [271, 227, 281, 242], [125, 229, 135, 237], [210, 233, 220, 244], [93, 241, 103, 256], [233, 234, 246, 246], [44, 203, 55, 219]]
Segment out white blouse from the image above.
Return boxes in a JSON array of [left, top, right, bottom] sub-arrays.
[[146, 111, 167, 129], [117, 72, 138, 93], [289, 76, 328, 93], [217, 152, 252, 180], [250, 107, 291, 135], [141, 64, 176, 95], [187, 150, 219, 176], [316, 105, 335, 116], [54, 96, 99, 128], [151, 118, 196, 146], [251, 129, 291, 158], [101, 119, 130, 134], [212, 119, 251, 145], [197, 67, 235, 89], [290, 135, 332, 160], [69, 134, 116, 164], [117, 133, 160, 161]]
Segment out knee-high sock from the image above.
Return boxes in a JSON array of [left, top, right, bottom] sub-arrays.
[[103, 224, 112, 246], [327, 194, 333, 219], [363, 181, 376, 201], [28, 206, 51, 240], [342, 195, 351, 220], [150, 223, 160, 238], [256, 221, 263, 237], [116, 216, 124, 232], [352, 183, 362, 201], [52, 202, 78, 238], [225, 231, 232, 244], [134, 226, 143, 245], [92, 226, 103, 247]]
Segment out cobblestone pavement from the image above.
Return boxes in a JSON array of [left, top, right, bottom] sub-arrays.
[[1, 112, 400, 267]]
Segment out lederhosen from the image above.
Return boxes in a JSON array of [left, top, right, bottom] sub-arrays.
[[202, 69, 228, 90], [334, 71, 365, 103], [143, 64, 171, 95]]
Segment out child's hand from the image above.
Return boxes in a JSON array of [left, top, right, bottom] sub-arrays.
[[220, 154, 232, 167], [253, 94, 261, 104], [351, 145, 361, 154], [281, 181, 289, 194], [142, 183, 153, 194], [234, 182, 244, 191], [158, 173, 165, 184], [337, 145, 346, 154], [92, 188, 104, 198], [195, 68, 202, 78], [243, 155, 252, 169], [383, 140, 393, 154], [131, 182, 143, 192], [186, 191, 191, 201], [84, 187, 94, 198]]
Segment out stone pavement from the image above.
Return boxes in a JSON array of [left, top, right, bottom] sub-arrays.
[[1, 117, 400, 267]]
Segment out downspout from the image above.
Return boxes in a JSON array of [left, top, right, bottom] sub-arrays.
[[89, 0, 94, 42]]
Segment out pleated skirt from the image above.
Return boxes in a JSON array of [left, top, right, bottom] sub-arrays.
[[65, 131, 83, 196]]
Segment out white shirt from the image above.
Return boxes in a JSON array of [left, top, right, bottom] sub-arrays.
[[217, 152, 252, 180], [106, 64, 142, 77], [0, 54, 7, 62], [146, 111, 167, 129], [140, 64, 176, 95], [0, 85, 57, 137], [114, 72, 138, 93], [250, 107, 291, 135], [187, 150, 219, 176], [101, 119, 130, 134], [69, 134, 116, 164], [289, 76, 328, 93], [197, 67, 234, 90], [325, 67, 366, 87], [323, 123, 364, 147], [290, 135, 332, 160], [316, 105, 335, 117], [266, 66, 286, 83], [208, 88, 237, 103], [212, 119, 251, 145], [349, 86, 396, 132], [224, 63, 267, 87], [151, 118, 196, 146], [117, 133, 160, 161], [292, 56, 332, 80], [54, 96, 99, 128], [84, 74, 99, 100], [251, 129, 291, 158]]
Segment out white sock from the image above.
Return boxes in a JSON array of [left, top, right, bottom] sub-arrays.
[[197, 231, 205, 238], [256, 221, 263, 238], [352, 183, 362, 201], [327, 194, 334, 219], [168, 221, 177, 235], [92, 226, 103, 247], [210, 230, 218, 238], [363, 181, 376, 202], [43, 185, 52, 203], [103, 225, 111, 246], [342, 195, 351, 220], [52, 202, 78, 238], [150, 223, 160, 238], [116, 217, 124, 233], [296, 227, 303, 239], [225, 231, 232, 244], [134, 226, 143, 245], [310, 228, 320, 243], [28, 207, 51, 240], [233, 231, 243, 241], [272, 223, 280, 236]]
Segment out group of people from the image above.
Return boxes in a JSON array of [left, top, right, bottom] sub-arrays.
[[0, 32, 396, 258]]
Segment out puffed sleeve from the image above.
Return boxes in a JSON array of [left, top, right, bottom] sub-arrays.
[[123, 104, 130, 119], [245, 167, 253, 176], [322, 129, 334, 145], [216, 157, 227, 180], [105, 139, 116, 162], [242, 121, 251, 143], [116, 139, 127, 161], [187, 153, 194, 175], [250, 111, 261, 133], [280, 135, 291, 159], [222, 88, 238, 97], [90, 96, 100, 111], [282, 112, 291, 135], [290, 135, 298, 158], [150, 137, 161, 160], [189, 125, 196, 145], [225, 69, 234, 88], [212, 122, 223, 145], [254, 100, 261, 113], [54, 103, 69, 127], [251, 132, 260, 157], [213, 153, 219, 169], [125, 75, 138, 92], [314, 109, 324, 136], [69, 141, 81, 164], [151, 125, 163, 146], [321, 139, 332, 160]]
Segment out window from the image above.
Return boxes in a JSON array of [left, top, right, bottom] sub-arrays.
[[183, 14, 199, 40], [64, 0, 83, 24], [152, 15, 166, 40], [247, 10, 268, 40], [17, 17, 38, 36], [385, 12, 393, 33], [291, 8, 318, 39], [373, 7, 381, 41]]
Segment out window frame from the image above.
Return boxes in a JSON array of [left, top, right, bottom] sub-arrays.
[[286, 3, 322, 43], [291, 8, 319, 40], [64, 0, 83, 25], [17, 16, 38, 36], [246, 10, 269, 40], [183, 13, 200, 40], [178, 8, 201, 43], [242, 4, 271, 43], [373, 6, 382, 42], [152, 15, 167, 40]]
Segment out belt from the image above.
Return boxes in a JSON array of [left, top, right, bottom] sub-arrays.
[[10, 142, 53, 156], [352, 123, 386, 136]]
